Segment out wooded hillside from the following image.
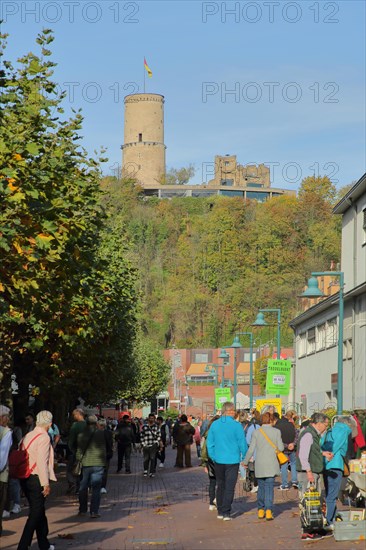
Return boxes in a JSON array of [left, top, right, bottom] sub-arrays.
[[101, 176, 343, 350]]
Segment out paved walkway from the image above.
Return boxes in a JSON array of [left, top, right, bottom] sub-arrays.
[[1, 448, 360, 550]]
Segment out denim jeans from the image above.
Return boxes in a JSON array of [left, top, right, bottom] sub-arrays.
[[18, 475, 50, 550], [79, 466, 104, 515], [257, 476, 275, 512], [324, 469, 343, 524], [280, 450, 298, 487], [214, 462, 239, 517]]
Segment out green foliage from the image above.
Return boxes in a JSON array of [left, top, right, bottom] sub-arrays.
[[160, 164, 195, 185], [0, 31, 139, 406], [254, 356, 268, 394], [162, 408, 179, 420], [119, 332, 171, 403], [101, 177, 341, 349]]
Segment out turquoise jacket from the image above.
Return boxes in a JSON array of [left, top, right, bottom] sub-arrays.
[[207, 416, 248, 464], [321, 421, 352, 471]]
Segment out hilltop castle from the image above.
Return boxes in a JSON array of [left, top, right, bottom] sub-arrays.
[[121, 93, 295, 201]]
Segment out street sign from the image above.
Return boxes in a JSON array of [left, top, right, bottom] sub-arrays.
[[215, 387, 231, 411], [265, 359, 291, 395]]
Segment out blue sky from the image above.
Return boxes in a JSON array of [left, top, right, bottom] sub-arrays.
[[2, 0, 365, 190]]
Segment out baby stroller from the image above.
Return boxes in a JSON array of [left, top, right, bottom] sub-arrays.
[[243, 461, 255, 492]]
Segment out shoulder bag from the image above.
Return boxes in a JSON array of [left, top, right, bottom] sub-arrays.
[[259, 428, 289, 466], [72, 430, 95, 476]]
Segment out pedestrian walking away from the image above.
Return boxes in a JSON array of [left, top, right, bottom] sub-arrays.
[[172, 414, 195, 468], [207, 402, 248, 521], [76, 415, 106, 518], [243, 411, 284, 521], [115, 415, 135, 473]]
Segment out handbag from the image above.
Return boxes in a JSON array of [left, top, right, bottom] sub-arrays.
[[259, 428, 289, 466], [72, 460, 82, 476], [72, 430, 95, 476], [343, 458, 350, 477]]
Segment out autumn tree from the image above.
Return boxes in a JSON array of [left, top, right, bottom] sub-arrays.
[[0, 31, 138, 412], [161, 164, 195, 185]]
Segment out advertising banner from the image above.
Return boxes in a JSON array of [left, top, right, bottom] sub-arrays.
[[265, 359, 292, 395], [215, 387, 231, 411]]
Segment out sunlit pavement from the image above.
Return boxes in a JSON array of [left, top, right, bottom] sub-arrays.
[[2, 447, 355, 550]]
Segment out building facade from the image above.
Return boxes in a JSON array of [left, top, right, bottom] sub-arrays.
[[290, 173, 366, 415], [208, 155, 270, 188]]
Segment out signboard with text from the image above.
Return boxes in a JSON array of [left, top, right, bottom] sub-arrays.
[[265, 359, 291, 396], [215, 387, 232, 411]]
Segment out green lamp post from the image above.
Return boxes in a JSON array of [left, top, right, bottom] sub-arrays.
[[253, 308, 281, 361], [300, 271, 344, 415], [231, 332, 255, 408], [218, 348, 230, 388], [230, 335, 242, 409]]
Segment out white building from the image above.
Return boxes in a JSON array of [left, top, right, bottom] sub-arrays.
[[290, 174, 366, 415]]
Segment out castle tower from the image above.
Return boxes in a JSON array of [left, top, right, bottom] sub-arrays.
[[121, 93, 166, 186]]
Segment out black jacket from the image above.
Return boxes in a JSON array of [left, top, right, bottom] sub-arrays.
[[275, 417, 296, 445], [115, 422, 135, 445]]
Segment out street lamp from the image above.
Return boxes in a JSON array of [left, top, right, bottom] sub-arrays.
[[300, 271, 344, 415], [230, 335, 242, 409], [252, 308, 281, 361], [233, 332, 255, 409], [218, 348, 230, 387]]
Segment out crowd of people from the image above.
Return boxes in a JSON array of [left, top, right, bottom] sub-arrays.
[[0, 402, 365, 548]]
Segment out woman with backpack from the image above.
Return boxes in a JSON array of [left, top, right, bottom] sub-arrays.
[[17, 410, 56, 550]]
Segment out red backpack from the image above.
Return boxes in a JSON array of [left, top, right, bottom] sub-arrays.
[[8, 433, 42, 479]]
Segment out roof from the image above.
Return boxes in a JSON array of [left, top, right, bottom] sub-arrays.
[[186, 363, 212, 376], [237, 362, 250, 374], [333, 172, 366, 214]]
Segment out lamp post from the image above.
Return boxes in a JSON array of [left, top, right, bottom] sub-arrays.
[[218, 348, 230, 387], [233, 332, 254, 409], [230, 335, 242, 409], [252, 308, 281, 361], [300, 271, 344, 415]]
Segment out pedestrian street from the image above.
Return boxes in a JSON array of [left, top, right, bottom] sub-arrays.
[[1, 447, 354, 550]]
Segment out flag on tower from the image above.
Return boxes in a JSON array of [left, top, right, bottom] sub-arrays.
[[144, 57, 152, 78]]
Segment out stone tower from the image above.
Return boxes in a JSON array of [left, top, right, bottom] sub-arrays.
[[121, 93, 166, 186]]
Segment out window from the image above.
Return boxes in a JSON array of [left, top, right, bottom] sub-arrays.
[[363, 208, 366, 244], [316, 323, 326, 351], [243, 352, 256, 362], [298, 333, 306, 357], [195, 353, 209, 363], [220, 179, 234, 186], [138, 133, 142, 142], [326, 318, 338, 347], [343, 338, 353, 360], [246, 182, 264, 188], [307, 327, 316, 354]]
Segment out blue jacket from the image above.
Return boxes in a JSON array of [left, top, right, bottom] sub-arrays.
[[321, 421, 352, 471], [207, 416, 248, 464]]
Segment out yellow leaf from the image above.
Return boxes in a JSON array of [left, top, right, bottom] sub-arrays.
[[7, 182, 18, 192], [0, 283, 5, 292], [13, 241, 23, 254], [13, 153, 23, 161], [37, 233, 54, 241]]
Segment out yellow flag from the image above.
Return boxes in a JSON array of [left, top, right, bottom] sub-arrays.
[[144, 57, 152, 78]]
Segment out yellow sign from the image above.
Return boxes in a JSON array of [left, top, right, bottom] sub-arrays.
[[255, 398, 282, 415]]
